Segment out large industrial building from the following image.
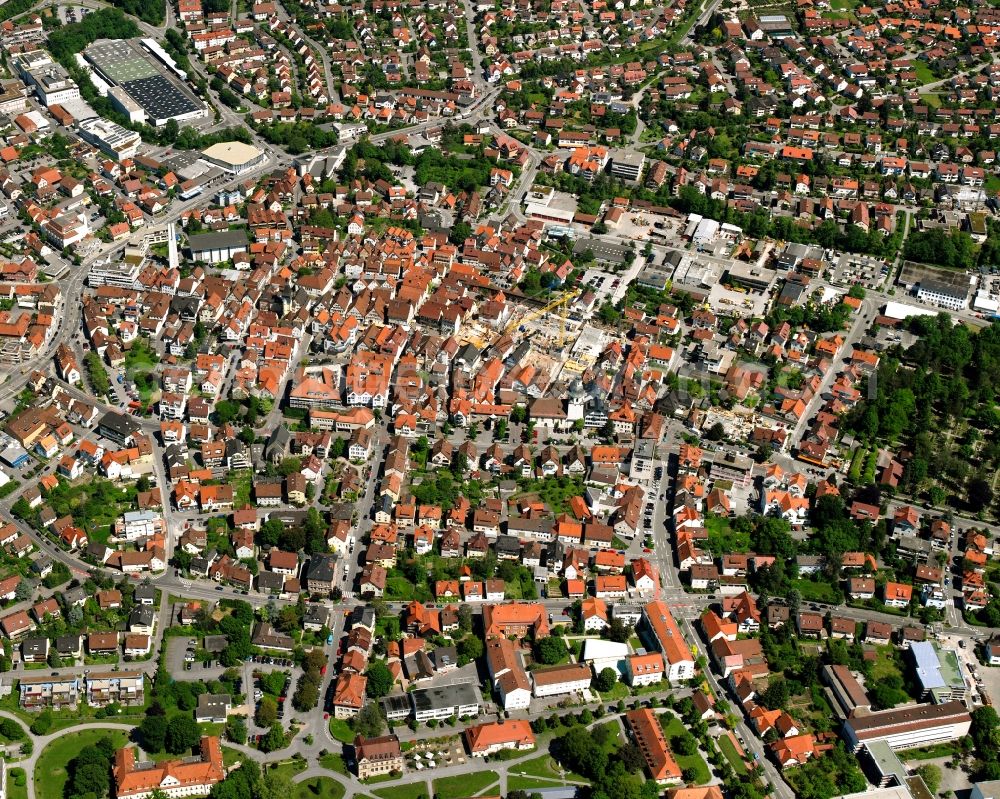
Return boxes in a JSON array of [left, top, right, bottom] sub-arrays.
[[76, 117, 141, 160], [11, 50, 80, 107], [84, 39, 206, 127]]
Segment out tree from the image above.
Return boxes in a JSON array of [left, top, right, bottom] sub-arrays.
[[14, 579, 32, 602], [29, 709, 53, 735], [457, 635, 483, 663], [968, 477, 993, 512], [534, 636, 568, 665], [619, 741, 645, 773], [593, 667, 617, 692], [607, 617, 630, 643], [258, 518, 285, 548], [208, 759, 263, 799], [292, 674, 319, 712], [365, 662, 394, 699], [140, 714, 168, 752], [256, 696, 278, 727], [166, 714, 201, 754], [449, 221, 471, 246], [672, 734, 698, 756], [226, 716, 248, 745], [554, 725, 608, 780], [870, 673, 909, 710], [705, 422, 726, 441], [72, 762, 110, 797], [759, 678, 789, 710], [0, 719, 23, 740], [258, 769, 293, 799], [353, 702, 385, 738], [457, 604, 473, 634], [972, 705, 1000, 752], [258, 723, 285, 753]]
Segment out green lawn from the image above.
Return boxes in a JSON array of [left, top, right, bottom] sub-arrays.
[[514, 754, 586, 782], [294, 777, 345, 799], [870, 645, 905, 682], [913, 61, 936, 85], [661, 716, 711, 784], [6, 769, 28, 799], [36, 729, 129, 799], [328, 718, 355, 744], [718, 734, 748, 776], [319, 752, 349, 775], [373, 782, 429, 799], [897, 741, 960, 761], [124, 338, 159, 371], [508, 775, 568, 792], [597, 681, 630, 701], [231, 471, 253, 507], [706, 513, 750, 553], [432, 770, 498, 799], [790, 578, 841, 604], [593, 720, 624, 753], [266, 760, 309, 782]]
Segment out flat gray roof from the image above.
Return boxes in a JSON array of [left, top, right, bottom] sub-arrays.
[[188, 230, 248, 252], [411, 682, 479, 711]]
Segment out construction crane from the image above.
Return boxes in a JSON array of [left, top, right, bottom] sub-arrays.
[[505, 289, 580, 347]]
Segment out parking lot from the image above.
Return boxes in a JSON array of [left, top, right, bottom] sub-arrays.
[[580, 268, 620, 305], [57, 4, 92, 23], [830, 253, 890, 290], [165, 635, 231, 682]]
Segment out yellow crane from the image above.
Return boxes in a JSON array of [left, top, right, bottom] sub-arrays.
[[505, 289, 580, 347]]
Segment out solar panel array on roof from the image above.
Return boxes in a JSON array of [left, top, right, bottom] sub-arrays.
[[120, 75, 200, 121]]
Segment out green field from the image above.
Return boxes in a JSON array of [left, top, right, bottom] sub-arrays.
[[6, 769, 28, 799], [897, 741, 960, 761], [319, 752, 349, 775], [597, 681, 630, 701], [266, 760, 309, 782], [513, 754, 586, 783], [508, 775, 567, 791], [718, 734, 748, 775], [373, 782, 430, 799], [293, 777, 345, 799], [912, 61, 936, 85], [661, 716, 711, 784], [790, 578, 841, 604], [870, 645, 905, 683], [36, 729, 129, 799], [328, 717, 355, 743], [432, 770, 499, 799]]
